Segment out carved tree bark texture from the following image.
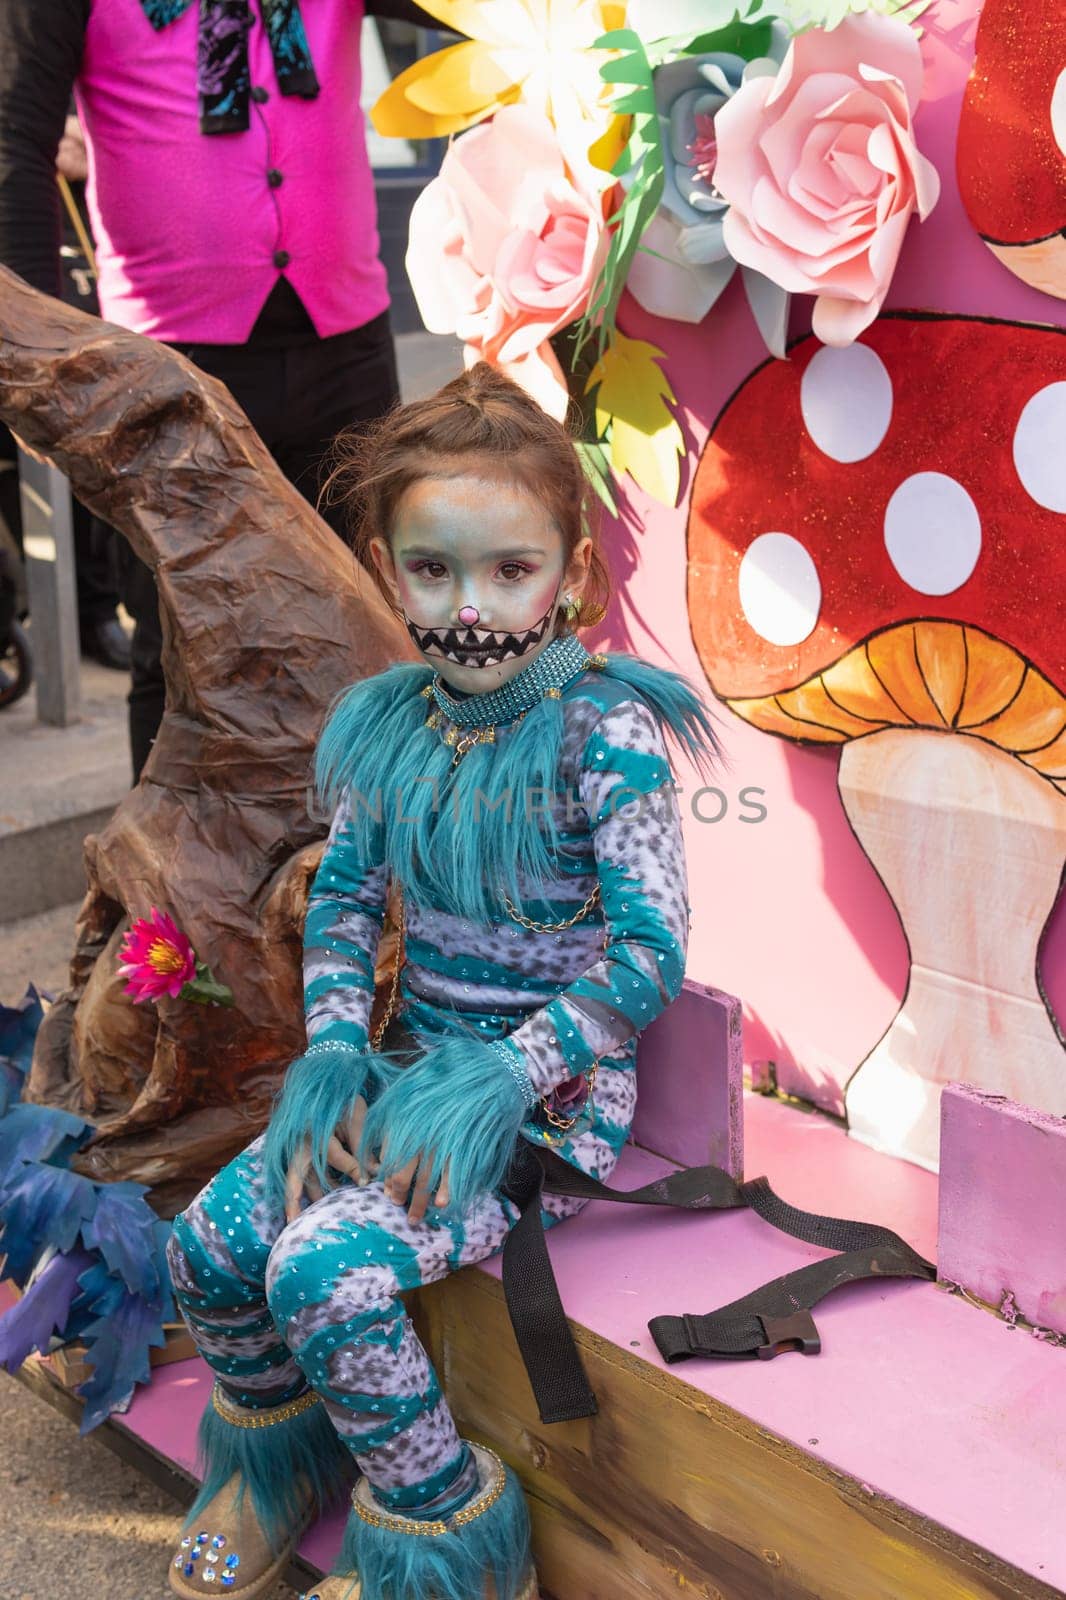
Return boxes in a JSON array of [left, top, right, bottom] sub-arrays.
[[0, 268, 411, 1214]]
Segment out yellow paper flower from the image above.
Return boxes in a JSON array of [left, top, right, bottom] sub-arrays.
[[372, 0, 629, 180]]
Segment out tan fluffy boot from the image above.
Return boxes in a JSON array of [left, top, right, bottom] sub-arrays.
[[168, 1470, 315, 1599]]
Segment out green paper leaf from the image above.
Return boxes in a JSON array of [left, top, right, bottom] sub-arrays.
[[574, 440, 619, 517], [180, 969, 235, 1007], [745, 0, 932, 28], [570, 28, 665, 367]]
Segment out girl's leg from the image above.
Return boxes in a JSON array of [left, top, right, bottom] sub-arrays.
[[265, 1178, 585, 1600], [165, 1135, 352, 1585]]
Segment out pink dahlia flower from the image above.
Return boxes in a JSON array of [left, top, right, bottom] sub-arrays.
[[117, 907, 198, 1003], [405, 103, 609, 419]]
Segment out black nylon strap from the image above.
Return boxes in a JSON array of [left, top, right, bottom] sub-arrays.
[[500, 1140, 935, 1423]]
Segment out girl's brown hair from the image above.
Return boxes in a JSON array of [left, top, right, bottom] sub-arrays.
[[323, 361, 610, 630]]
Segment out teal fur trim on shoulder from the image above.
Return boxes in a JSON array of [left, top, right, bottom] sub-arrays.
[[359, 1033, 527, 1218], [261, 1044, 403, 1212], [187, 1389, 352, 1554], [315, 664, 434, 816], [314, 665, 570, 925], [334, 1451, 532, 1600], [594, 652, 724, 776]]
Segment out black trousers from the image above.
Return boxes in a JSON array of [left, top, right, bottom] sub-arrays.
[[116, 307, 400, 781]]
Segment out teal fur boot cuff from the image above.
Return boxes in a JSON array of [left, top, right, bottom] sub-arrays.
[[186, 1385, 353, 1554], [331, 1442, 536, 1600]]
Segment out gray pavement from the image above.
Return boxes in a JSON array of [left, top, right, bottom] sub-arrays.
[[0, 1372, 299, 1600]]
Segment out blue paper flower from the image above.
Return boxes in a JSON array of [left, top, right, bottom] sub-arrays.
[[627, 33, 793, 354]]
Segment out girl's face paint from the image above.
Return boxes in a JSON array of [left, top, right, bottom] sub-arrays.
[[370, 473, 590, 696]]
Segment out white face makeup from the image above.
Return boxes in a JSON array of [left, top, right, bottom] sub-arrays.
[[371, 473, 590, 695]]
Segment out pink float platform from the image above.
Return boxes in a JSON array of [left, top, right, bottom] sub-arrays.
[[67, 1088, 1061, 1591], [938, 1083, 1066, 1339], [6, 984, 1062, 1590]]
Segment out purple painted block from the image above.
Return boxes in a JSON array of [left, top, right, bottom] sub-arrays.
[[631, 978, 743, 1178], [938, 1083, 1066, 1337]]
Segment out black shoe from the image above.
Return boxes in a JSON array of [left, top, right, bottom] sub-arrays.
[[81, 615, 132, 670]]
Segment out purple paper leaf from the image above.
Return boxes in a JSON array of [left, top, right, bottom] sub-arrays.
[[0, 1163, 97, 1286], [0, 1102, 94, 1182], [76, 1289, 168, 1434], [0, 985, 45, 1111], [0, 1248, 94, 1371], [81, 1181, 160, 1300]]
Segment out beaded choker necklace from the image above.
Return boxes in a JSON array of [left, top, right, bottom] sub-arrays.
[[421, 633, 605, 763]]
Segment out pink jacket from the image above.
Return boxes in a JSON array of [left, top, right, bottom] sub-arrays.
[[77, 0, 390, 342]]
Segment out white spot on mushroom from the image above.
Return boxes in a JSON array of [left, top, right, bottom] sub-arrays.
[[1013, 381, 1066, 513], [1052, 67, 1066, 161], [883, 473, 982, 596], [738, 533, 821, 647], [800, 343, 893, 464]]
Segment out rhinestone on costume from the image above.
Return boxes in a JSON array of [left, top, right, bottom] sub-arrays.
[[181, 1537, 192, 1549], [221, 1578, 236, 1589], [184, 1563, 196, 1578], [212, 1535, 227, 1550], [205, 1551, 220, 1564], [174, 1556, 184, 1569], [203, 1570, 217, 1583], [225, 1554, 241, 1569], [197, 1531, 209, 1542]]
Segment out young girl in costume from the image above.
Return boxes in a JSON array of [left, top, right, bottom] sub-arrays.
[[165, 364, 718, 1600]]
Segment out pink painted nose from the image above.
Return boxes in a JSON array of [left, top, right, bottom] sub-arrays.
[[457, 605, 480, 626]]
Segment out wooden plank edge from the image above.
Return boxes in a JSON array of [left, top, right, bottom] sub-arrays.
[[413, 1269, 1062, 1600]]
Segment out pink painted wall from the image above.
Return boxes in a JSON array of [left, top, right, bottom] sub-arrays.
[[590, 0, 1066, 1115]]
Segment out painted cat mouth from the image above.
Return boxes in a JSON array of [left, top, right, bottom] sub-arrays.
[[405, 605, 555, 666]]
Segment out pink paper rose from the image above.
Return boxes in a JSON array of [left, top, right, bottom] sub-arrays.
[[713, 13, 940, 346], [406, 104, 608, 418]]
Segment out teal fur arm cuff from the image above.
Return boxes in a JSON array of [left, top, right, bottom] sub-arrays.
[[360, 1034, 528, 1217], [261, 1042, 400, 1210]]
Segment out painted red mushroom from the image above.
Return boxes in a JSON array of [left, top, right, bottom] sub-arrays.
[[957, 0, 1066, 299], [688, 313, 1066, 1171]]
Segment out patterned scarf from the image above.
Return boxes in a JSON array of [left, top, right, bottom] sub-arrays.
[[140, 0, 320, 135]]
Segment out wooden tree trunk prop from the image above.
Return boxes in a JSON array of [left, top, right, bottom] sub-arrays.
[[0, 267, 411, 1215]]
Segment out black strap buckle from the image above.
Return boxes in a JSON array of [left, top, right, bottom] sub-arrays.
[[755, 1310, 821, 1359]]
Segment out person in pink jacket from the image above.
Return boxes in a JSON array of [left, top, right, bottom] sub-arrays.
[[0, 0, 438, 776]]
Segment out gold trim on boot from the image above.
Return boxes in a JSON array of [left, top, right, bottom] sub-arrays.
[[307, 1445, 539, 1600]]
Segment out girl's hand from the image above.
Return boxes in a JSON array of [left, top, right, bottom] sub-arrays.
[[283, 1097, 374, 1223], [383, 1151, 451, 1224]]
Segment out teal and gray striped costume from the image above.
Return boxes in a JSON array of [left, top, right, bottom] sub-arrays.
[[166, 635, 714, 1595]]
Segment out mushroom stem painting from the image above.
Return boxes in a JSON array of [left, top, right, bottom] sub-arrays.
[[689, 315, 1066, 1170], [838, 722, 1065, 1168]]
